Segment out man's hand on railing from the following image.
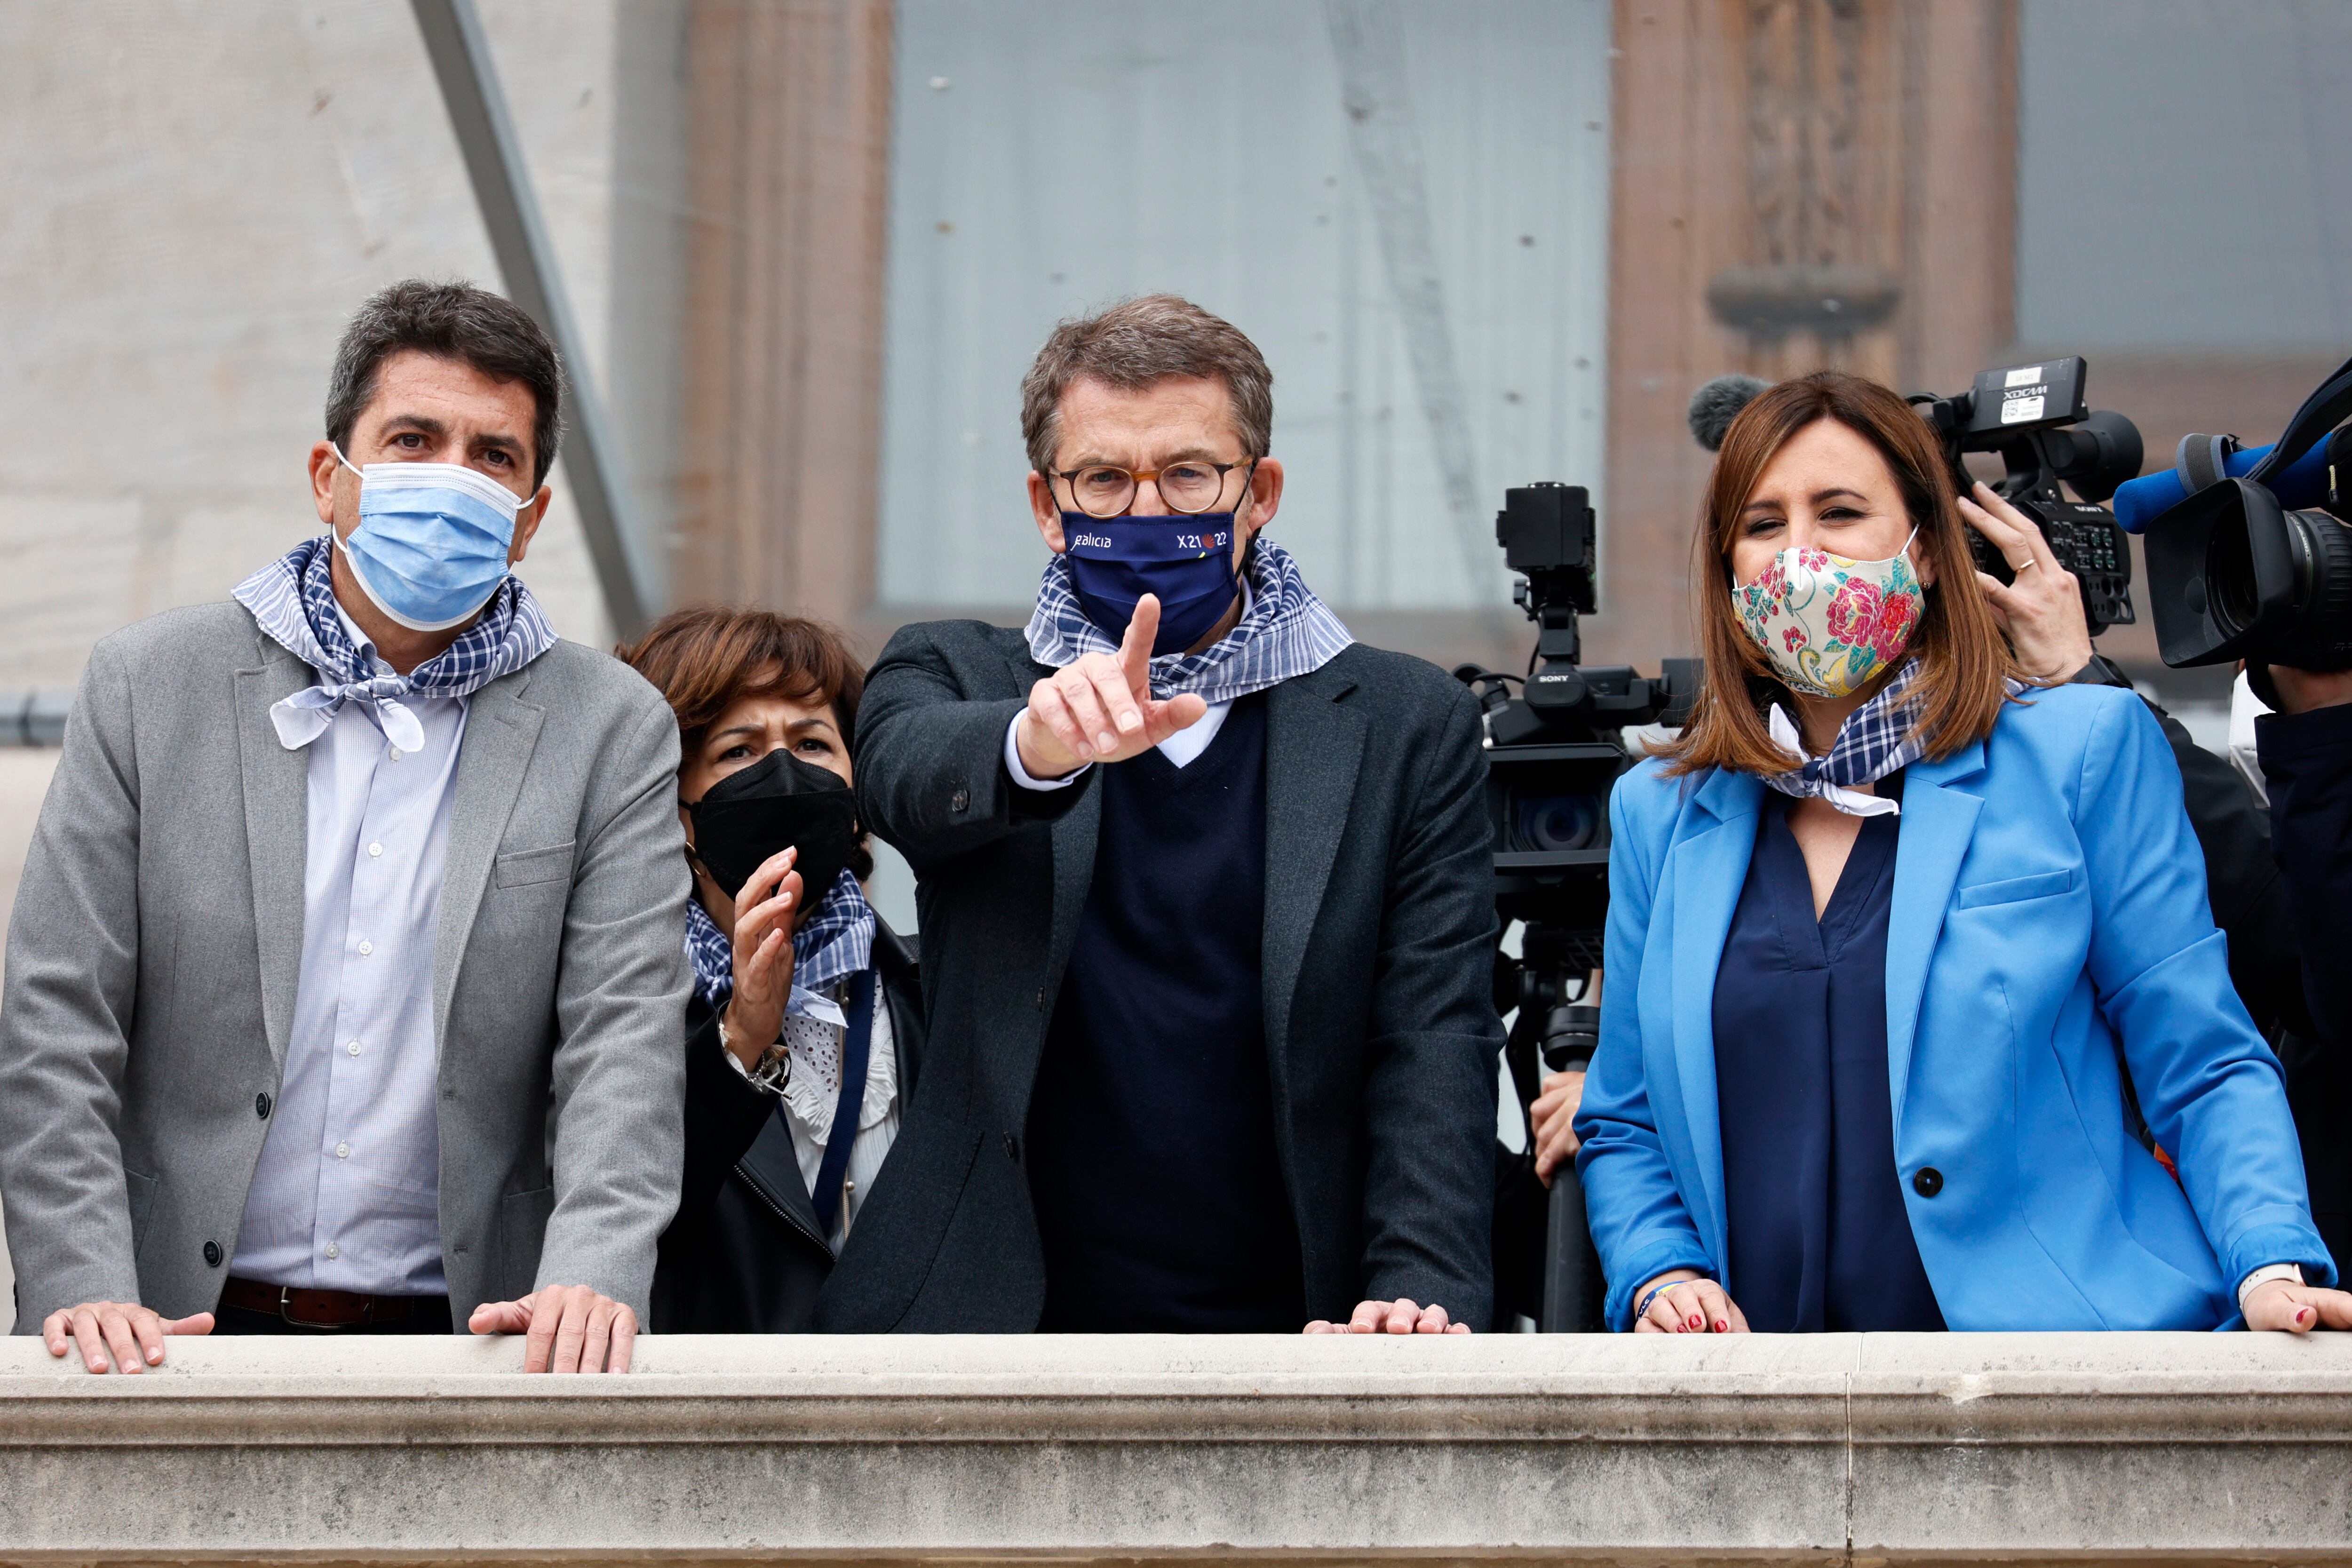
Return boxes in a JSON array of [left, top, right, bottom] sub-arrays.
[[467, 1283, 637, 1372], [1303, 1299, 1471, 1334], [43, 1300, 214, 1373]]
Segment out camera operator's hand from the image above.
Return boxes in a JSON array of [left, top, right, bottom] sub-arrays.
[[1015, 594, 1208, 779], [2264, 665, 2352, 715], [1530, 1068, 1584, 1187], [1959, 480, 2092, 682]]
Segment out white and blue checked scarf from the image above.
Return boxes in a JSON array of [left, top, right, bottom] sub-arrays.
[[1762, 659, 2026, 817], [1025, 539, 1353, 707], [684, 867, 876, 1026], [232, 535, 555, 754]]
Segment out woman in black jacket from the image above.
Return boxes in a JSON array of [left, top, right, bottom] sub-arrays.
[[619, 608, 923, 1332]]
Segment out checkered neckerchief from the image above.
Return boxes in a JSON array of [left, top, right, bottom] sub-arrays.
[[683, 867, 874, 1016], [1025, 538, 1353, 707], [1762, 660, 2026, 814], [232, 534, 555, 753], [1763, 660, 1928, 804]]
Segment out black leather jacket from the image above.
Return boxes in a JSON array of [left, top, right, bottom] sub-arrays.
[[650, 921, 924, 1333]]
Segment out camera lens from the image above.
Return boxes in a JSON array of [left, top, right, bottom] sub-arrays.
[[1511, 793, 1600, 852], [2206, 520, 2260, 638]]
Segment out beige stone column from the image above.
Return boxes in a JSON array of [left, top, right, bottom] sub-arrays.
[[673, 0, 894, 641], [1591, 0, 2017, 669]]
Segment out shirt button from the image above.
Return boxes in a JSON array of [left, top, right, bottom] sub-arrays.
[[335, 1142, 350, 1159], [387, 746, 403, 762], [1913, 1166, 1945, 1198], [347, 1040, 362, 1057], [325, 1242, 340, 1259], [357, 940, 373, 956], [950, 787, 970, 812], [367, 842, 383, 858]]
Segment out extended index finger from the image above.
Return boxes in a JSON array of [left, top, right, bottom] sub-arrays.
[[1120, 595, 1162, 691]]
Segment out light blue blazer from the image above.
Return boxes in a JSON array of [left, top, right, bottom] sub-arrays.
[[1573, 683, 2333, 1331]]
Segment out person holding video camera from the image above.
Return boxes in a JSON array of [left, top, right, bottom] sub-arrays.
[[2247, 665, 2352, 1262], [1978, 430, 2352, 1269], [1573, 368, 2348, 1336]]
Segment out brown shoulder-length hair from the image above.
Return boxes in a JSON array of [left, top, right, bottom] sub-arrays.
[[1661, 369, 2017, 778], [615, 605, 872, 875]]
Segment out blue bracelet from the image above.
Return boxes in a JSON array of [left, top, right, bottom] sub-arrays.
[[1636, 1280, 1692, 1321]]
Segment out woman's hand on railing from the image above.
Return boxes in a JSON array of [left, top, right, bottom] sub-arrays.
[[2242, 1277, 2352, 1333], [721, 848, 803, 1070], [1633, 1271, 1747, 1334]]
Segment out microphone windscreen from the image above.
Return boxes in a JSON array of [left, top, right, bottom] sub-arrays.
[[2112, 439, 2330, 533], [1688, 375, 1771, 453]]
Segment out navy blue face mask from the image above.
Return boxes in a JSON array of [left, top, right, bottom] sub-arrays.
[[1062, 512, 1242, 655]]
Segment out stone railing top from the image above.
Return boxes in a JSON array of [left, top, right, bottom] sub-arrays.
[[6, 1325, 2350, 1393], [5, 1333, 2351, 1564]]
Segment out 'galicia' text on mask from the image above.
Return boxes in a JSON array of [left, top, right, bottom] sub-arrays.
[[1063, 513, 1242, 656]]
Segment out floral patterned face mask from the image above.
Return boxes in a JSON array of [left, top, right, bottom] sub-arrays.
[[1732, 530, 1923, 698]]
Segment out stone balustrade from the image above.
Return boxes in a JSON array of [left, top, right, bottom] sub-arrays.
[[3, 1331, 2350, 1564]]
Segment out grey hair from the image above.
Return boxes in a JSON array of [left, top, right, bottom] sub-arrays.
[[1019, 294, 1273, 475], [324, 279, 565, 487]]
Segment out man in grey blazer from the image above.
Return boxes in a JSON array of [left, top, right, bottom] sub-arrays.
[[833, 296, 1499, 1335], [0, 280, 688, 1373]]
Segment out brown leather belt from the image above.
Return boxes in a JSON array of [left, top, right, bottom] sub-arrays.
[[220, 1276, 442, 1329]]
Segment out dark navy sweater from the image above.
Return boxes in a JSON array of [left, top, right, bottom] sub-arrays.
[[1025, 694, 1305, 1331]]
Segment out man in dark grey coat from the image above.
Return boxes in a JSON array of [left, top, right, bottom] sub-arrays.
[[0, 281, 688, 1373], [833, 295, 1498, 1334]]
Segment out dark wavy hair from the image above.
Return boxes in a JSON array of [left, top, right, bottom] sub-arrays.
[[325, 279, 564, 487]]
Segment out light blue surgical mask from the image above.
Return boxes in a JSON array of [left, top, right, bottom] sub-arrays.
[[332, 445, 531, 631]]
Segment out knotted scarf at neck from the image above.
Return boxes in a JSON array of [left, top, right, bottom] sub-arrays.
[[232, 534, 556, 754], [1025, 538, 1352, 708], [1758, 659, 2026, 817]]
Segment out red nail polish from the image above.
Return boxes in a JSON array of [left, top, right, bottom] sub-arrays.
[[1715, 1319, 1728, 1333], [1689, 1314, 1702, 1330]]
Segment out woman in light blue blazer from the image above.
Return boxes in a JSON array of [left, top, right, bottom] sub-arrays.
[[1573, 369, 2348, 1335]]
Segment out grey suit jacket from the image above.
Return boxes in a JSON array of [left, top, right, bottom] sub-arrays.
[[0, 600, 691, 1330], [828, 621, 1501, 1332]]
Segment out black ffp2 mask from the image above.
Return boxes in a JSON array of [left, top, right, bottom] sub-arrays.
[[686, 747, 859, 909]]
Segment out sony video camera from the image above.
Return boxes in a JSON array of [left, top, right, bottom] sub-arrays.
[[2116, 354, 2352, 671], [1456, 482, 1698, 1332], [1911, 356, 2144, 635]]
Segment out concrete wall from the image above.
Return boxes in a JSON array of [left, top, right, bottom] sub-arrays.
[[0, 0, 694, 685], [5, 1331, 2352, 1563]]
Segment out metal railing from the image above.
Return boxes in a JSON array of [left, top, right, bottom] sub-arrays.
[[0, 692, 70, 747]]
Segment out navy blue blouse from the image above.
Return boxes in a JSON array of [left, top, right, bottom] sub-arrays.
[[1710, 786, 1945, 1332]]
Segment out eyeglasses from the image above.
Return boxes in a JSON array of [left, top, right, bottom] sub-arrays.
[[1048, 459, 1254, 518]]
